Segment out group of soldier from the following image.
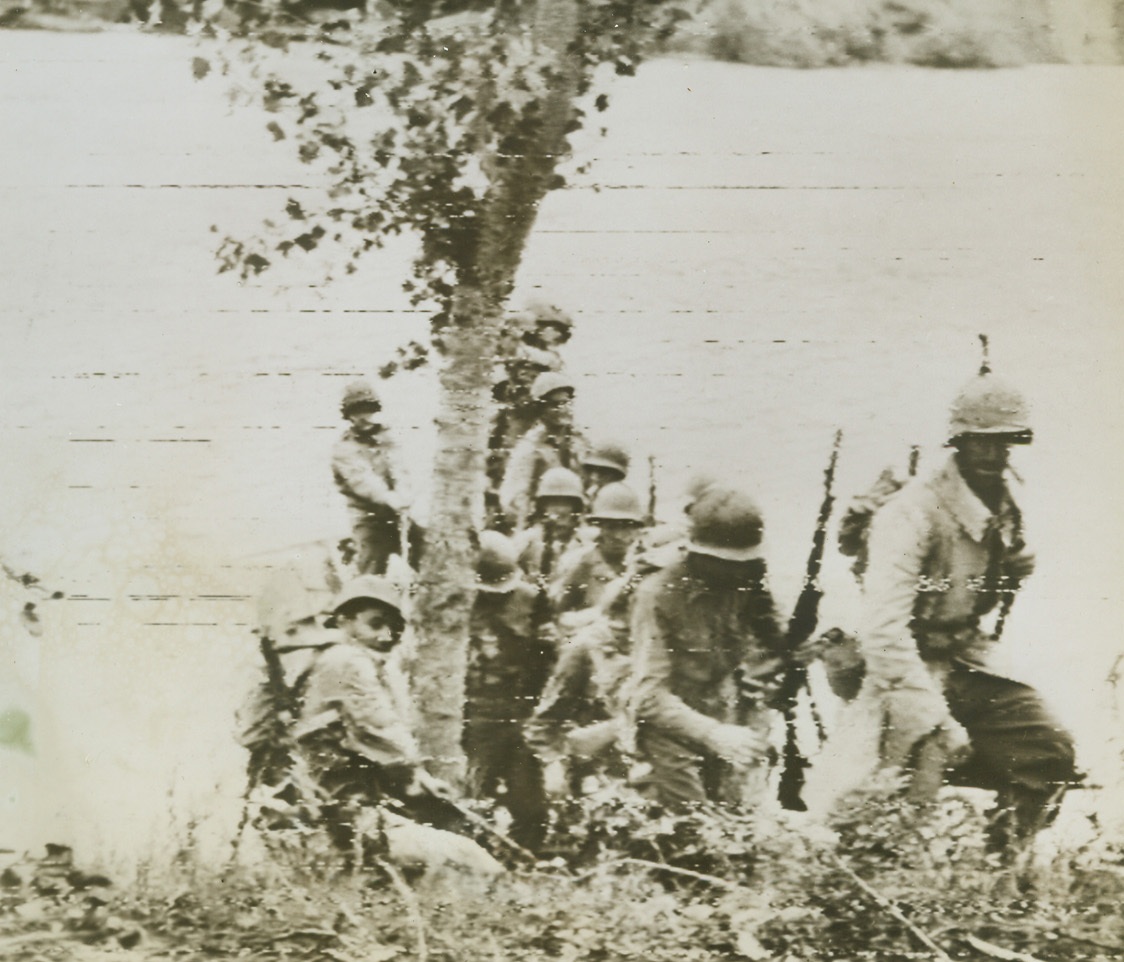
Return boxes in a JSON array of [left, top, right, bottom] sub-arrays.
[[240, 302, 1079, 875]]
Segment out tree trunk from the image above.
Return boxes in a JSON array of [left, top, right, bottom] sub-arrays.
[[410, 0, 584, 783]]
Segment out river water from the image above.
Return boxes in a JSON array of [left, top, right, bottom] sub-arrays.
[[1, 31, 1122, 868]]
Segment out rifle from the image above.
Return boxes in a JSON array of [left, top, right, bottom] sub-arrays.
[[776, 429, 843, 812], [231, 632, 302, 855], [647, 454, 658, 524]]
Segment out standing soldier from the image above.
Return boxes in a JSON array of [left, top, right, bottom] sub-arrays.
[[629, 488, 787, 809], [464, 532, 555, 850], [514, 467, 586, 586], [580, 442, 631, 505], [499, 372, 588, 530], [332, 379, 417, 576], [844, 370, 1076, 853], [551, 482, 646, 615], [517, 299, 574, 373]]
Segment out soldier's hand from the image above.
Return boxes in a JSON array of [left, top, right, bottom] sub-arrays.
[[407, 770, 454, 800], [708, 723, 768, 768], [565, 720, 620, 760], [1005, 548, 1036, 583], [737, 657, 784, 704]]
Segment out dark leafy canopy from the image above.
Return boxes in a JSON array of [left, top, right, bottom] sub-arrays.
[[207, 0, 695, 343]]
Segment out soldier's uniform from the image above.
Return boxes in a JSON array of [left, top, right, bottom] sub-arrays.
[[810, 371, 1077, 852], [629, 489, 786, 808], [549, 482, 647, 614], [550, 543, 621, 614], [332, 381, 416, 575], [499, 373, 588, 530], [525, 581, 635, 790], [464, 533, 556, 850]]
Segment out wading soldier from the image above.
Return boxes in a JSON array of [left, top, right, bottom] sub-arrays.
[[855, 371, 1076, 852], [499, 372, 588, 530], [464, 532, 555, 850], [629, 488, 787, 809], [332, 380, 417, 575]]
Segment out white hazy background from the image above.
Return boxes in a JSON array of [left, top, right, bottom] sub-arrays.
[[1, 32, 1122, 870]]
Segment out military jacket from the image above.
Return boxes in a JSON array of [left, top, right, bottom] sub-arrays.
[[498, 424, 588, 529], [332, 428, 406, 518], [466, 582, 554, 723], [292, 641, 419, 771], [549, 543, 624, 614], [525, 614, 632, 765], [862, 454, 1027, 695], [629, 558, 785, 750]]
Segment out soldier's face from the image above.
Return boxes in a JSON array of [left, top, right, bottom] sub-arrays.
[[583, 465, 623, 495], [541, 500, 579, 536], [536, 324, 566, 347], [954, 435, 1011, 485], [341, 602, 401, 653], [540, 390, 573, 431], [596, 522, 640, 565], [348, 406, 384, 438]]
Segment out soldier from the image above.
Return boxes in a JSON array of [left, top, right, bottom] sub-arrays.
[[464, 532, 555, 850], [580, 442, 631, 505], [331, 380, 419, 576], [517, 299, 574, 372], [499, 372, 588, 530], [292, 576, 502, 875], [629, 488, 787, 809], [514, 467, 586, 586], [844, 371, 1077, 852], [527, 576, 636, 799], [551, 482, 646, 615]]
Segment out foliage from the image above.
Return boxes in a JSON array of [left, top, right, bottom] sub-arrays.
[[5, 785, 1124, 960], [199, 0, 695, 336]]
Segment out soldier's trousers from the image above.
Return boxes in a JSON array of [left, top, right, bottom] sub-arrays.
[[944, 665, 1077, 846], [351, 509, 425, 575], [463, 717, 548, 851], [635, 727, 767, 810]]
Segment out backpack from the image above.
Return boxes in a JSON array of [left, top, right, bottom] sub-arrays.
[[837, 461, 916, 582]]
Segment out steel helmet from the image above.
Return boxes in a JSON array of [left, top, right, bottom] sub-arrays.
[[530, 371, 576, 402], [536, 467, 585, 506], [683, 472, 719, 516], [947, 373, 1032, 444], [525, 300, 574, 340], [332, 575, 403, 617], [340, 379, 381, 417], [582, 442, 630, 479], [476, 531, 520, 594], [588, 482, 645, 525], [687, 487, 764, 562]]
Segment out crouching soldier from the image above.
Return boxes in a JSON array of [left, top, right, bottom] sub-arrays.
[[526, 576, 637, 798], [629, 488, 787, 809], [293, 576, 501, 876], [818, 369, 1077, 855], [464, 532, 556, 851]]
